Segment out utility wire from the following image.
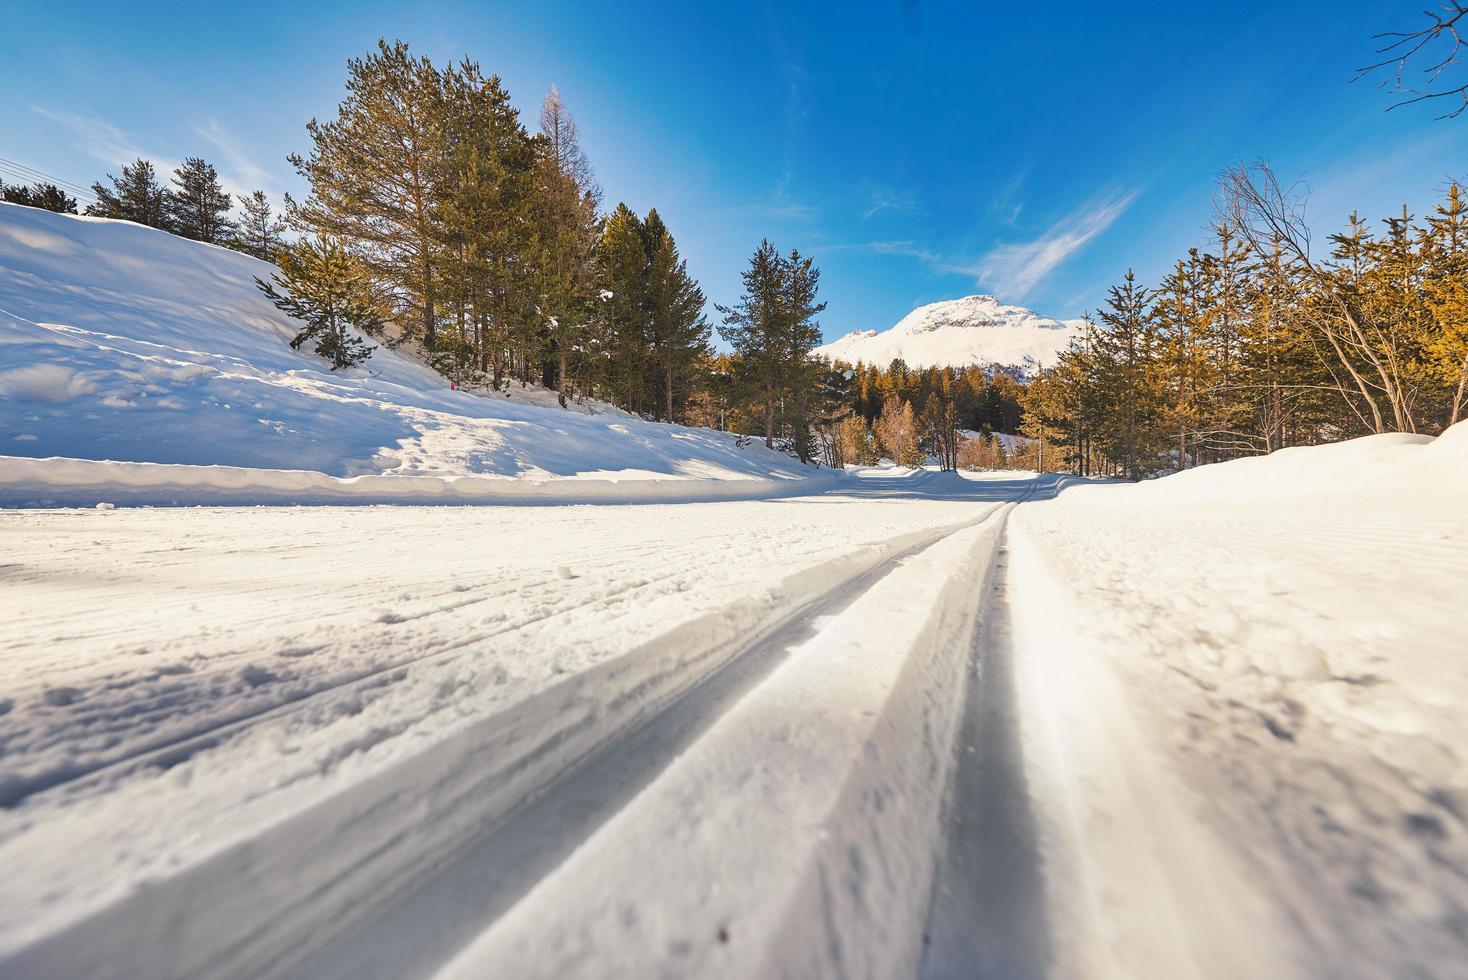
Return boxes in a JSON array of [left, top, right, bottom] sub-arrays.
[[0, 156, 99, 202], [0, 155, 96, 195]]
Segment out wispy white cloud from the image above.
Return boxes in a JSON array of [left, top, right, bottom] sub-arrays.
[[812, 239, 937, 261], [988, 168, 1029, 226], [715, 188, 818, 223], [32, 106, 169, 174], [974, 188, 1139, 298], [862, 185, 920, 219], [195, 119, 278, 196], [33, 106, 278, 200]]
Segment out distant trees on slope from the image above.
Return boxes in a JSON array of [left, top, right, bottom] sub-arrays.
[[1022, 165, 1468, 478], [1, 180, 78, 213], [82, 156, 285, 261], [281, 39, 720, 418]]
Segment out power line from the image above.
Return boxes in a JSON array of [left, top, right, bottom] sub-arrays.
[[0, 156, 98, 202], [0, 170, 96, 205], [0, 155, 95, 196]]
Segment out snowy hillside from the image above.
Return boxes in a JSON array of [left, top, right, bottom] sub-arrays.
[[0, 203, 824, 504], [815, 294, 1084, 371]]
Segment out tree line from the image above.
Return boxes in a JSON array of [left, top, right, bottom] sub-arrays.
[[5, 39, 832, 443], [1022, 164, 1468, 479], [802, 358, 1031, 471], [277, 39, 721, 416], [3, 161, 286, 263]]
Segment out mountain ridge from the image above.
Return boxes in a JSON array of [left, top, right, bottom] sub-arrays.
[[816, 294, 1084, 371]]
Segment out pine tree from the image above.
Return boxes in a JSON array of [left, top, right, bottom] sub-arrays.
[[834, 413, 872, 467], [168, 157, 235, 243], [1422, 183, 1468, 422], [435, 57, 538, 388], [535, 86, 602, 402], [233, 190, 285, 261], [642, 209, 711, 422], [85, 159, 170, 228], [1093, 269, 1164, 478], [717, 241, 786, 447], [875, 398, 922, 466], [1201, 221, 1251, 459], [2, 181, 78, 213], [779, 248, 827, 462], [1157, 251, 1213, 469], [256, 238, 383, 369], [289, 39, 449, 347], [599, 204, 653, 411]]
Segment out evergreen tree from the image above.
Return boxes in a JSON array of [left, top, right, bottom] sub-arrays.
[[534, 86, 602, 403], [85, 158, 170, 228], [435, 57, 539, 388], [2, 181, 78, 213], [256, 237, 383, 369], [599, 203, 653, 411], [1201, 221, 1252, 460], [1156, 251, 1212, 469], [233, 190, 285, 262], [778, 248, 827, 462], [289, 39, 449, 347], [168, 157, 235, 243], [717, 241, 786, 447], [716, 242, 826, 454], [642, 209, 711, 422], [1422, 183, 1468, 422], [1093, 269, 1164, 478]]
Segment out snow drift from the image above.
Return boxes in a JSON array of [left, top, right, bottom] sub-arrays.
[[0, 203, 823, 504], [815, 294, 1083, 371], [1011, 423, 1468, 976]]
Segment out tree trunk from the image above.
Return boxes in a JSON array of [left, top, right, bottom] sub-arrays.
[[1452, 348, 1468, 425], [558, 347, 569, 409], [764, 379, 774, 448]]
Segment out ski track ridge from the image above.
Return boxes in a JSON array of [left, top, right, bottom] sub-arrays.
[[1, 506, 1007, 980]]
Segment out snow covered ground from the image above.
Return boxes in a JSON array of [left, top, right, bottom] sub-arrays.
[[0, 203, 824, 505], [5, 203, 1468, 980], [3, 433, 1466, 978], [0, 472, 1031, 979], [1008, 426, 1468, 979]]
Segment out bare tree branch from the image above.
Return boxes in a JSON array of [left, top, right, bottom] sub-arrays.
[[1354, 1, 1468, 119]]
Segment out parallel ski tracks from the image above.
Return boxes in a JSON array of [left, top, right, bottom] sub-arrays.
[[279, 504, 1015, 980], [0, 552, 730, 809], [3, 500, 1019, 980]]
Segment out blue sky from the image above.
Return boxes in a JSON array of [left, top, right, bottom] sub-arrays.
[[4, 0, 1467, 341]]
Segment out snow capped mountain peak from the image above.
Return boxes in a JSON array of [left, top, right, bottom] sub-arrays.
[[816, 295, 1083, 371]]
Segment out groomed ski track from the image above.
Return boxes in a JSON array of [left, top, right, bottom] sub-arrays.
[[0, 469, 1056, 974], [0, 469, 1319, 979]]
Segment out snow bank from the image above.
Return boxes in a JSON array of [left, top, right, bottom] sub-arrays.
[[1101, 426, 1466, 503], [0, 203, 826, 504], [0, 454, 842, 507], [1012, 424, 1468, 975]]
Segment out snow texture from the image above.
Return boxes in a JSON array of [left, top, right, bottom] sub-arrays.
[[1011, 426, 1468, 978], [4, 202, 1468, 980], [0, 203, 824, 505]]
